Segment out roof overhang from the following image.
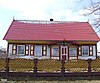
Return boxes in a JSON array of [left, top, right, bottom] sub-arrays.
[[7, 40, 98, 45]]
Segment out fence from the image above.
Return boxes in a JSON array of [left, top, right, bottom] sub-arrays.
[[0, 58, 100, 78]]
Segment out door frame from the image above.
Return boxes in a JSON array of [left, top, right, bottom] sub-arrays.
[[61, 46, 68, 60]]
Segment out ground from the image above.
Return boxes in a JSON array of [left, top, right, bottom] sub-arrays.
[[0, 76, 100, 83], [1, 80, 100, 83]]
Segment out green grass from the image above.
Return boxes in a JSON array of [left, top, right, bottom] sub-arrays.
[[1, 76, 100, 81], [0, 76, 100, 83], [1, 80, 100, 83]]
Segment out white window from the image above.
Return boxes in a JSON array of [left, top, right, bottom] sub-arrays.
[[52, 47, 59, 57], [82, 46, 89, 56], [17, 45, 25, 55], [69, 47, 77, 56], [34, 45, 42, 56]]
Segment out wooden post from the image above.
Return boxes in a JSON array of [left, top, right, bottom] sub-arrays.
[[61, 58, 65, 77], [7, 43, 9, 58], [88, 59, 92, 77], [5, 58, 10, 78], [50, 46, 52, 59], [95, 44, 98, 58], [68, 46, 69, 60], [34, 58, 38, 78], [77, 46, 78, 60]]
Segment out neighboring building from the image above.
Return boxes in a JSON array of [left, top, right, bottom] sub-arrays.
[[0, 47, 6, 54], [3, 19, 100, 60]]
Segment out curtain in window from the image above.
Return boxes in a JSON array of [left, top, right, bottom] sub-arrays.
[[82, 46, 89, 56], [17, 45, 25, 55], [69, 47, 77, 56], [52, 48, 59, 56]]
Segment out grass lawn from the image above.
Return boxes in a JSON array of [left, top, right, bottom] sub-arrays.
[[0, 76, 100, 83], [1, 80, 100, 83]]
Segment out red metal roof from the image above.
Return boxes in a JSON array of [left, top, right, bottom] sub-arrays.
[[3, 20, 100, 41]]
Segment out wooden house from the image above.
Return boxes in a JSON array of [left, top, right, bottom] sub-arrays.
[[3, 19, 100, 60]]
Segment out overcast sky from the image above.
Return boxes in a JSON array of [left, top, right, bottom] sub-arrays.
[[0, 0, 100, 50]]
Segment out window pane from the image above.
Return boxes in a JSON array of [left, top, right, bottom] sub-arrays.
[[79, 47, 81, 50], [90, 46, 92, 50], [79, 51, 81, 55], [13, 50, 16, 54], [34, 45, 42, 56], [30, 46, 33, 50], [69, 48, 77, 56], [62, 48, 64, 54], [52, 48, 59, 56], [90, 51, 93, 55], [65, 48, 67, 54], [43, 46, 47, 56], [31, 51, 33, 55], [43, 51, 46, 56], [13, 45, 16, 49], [17, 45, 25, 55], [43, 46, 46, 50], [26, 51, 28, 55], [26, 46, 29, 50], [82, 46, 89, 56]]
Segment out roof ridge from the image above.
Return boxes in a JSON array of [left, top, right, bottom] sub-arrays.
[[14, 19, 87, 24]]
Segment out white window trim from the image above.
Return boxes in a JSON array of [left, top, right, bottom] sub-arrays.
[[82, 46, 89, 56], [8, 44, 12, 55], [17, 45, 25, 55], [52, 47, 59, 57]]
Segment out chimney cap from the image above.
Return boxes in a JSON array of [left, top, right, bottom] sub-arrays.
[[50, 18, 53, 21]]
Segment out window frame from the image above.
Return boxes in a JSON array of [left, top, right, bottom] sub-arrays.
[[82, 46, 89, 56], [12, 44, 17, 55], [78, 46, 82, 56], [52, 47, 59, 57], [42, 45, 47, 56], [17, 45, 25, 55], [89, 46, 93, 56], [30, 45, 34, 55], [34, 45, 42, 56], [69, 47, 77, 57], [25, 45, 29, 55]]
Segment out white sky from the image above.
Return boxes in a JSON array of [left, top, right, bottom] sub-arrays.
[[0, 0, 100, 50]]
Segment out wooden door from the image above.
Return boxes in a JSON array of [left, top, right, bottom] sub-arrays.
[[61, 46, 68, 60]]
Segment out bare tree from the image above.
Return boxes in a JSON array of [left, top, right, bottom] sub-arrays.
[[83, 0, 100, 32]]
